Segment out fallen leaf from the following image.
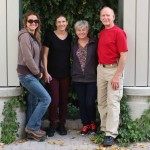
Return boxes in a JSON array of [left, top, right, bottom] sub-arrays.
[[83, 142, 89, 145], [0, 143, 5, 148], [15, 139, 27, 143], [48, 140, 65, 146], [135, 143, 148, 148], [96, 145, 131, 150], [96, 146, 106, 150]]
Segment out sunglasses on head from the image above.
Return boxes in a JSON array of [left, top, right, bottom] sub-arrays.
[[27, 19, 39, 24]]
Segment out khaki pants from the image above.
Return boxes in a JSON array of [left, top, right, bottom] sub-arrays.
[[97, 64, 123, 138]]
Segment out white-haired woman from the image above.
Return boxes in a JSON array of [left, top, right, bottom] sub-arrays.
[[71, 20, 98, 135]]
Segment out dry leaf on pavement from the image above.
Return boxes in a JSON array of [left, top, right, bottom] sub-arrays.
[[96, 145, 131, 150], [0, 143, 4, 148], [15, 139, 27, 143], [48, 140, 65, 146], [134, 143, 148, 148]]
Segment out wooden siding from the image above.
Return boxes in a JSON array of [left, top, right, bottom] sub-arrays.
[[148, 1, 150, 86], [0, 0, 150, 87], [0, 0, 19, 86], [7, 0, 19, 86], [123, 0, 136, 86], [136, 0, 149, 86], [0, 0, 7, 86], [123, 0, 150, 86]]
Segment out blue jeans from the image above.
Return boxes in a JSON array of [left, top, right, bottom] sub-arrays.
[[73, 82, 97, 125], [26, 93, 38, 124], [19, 74, 51, 131]]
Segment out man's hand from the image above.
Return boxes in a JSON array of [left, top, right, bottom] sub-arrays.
[[111, 75, 120, 90], [111, 52, 127, 90]]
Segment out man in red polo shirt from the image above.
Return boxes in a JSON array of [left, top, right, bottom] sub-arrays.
[[97, 6, 128, 146]]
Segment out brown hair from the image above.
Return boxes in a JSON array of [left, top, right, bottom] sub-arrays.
[[55, 14, 67, 22], [54, 14, 68, 29], [23, 11, 41, 41]]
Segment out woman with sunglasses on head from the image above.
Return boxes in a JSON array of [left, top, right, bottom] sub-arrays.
[[42, 14, 72, 137], [17, 12, 51, 141]]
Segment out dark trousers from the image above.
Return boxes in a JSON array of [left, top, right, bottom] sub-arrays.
[[46, 77, 70, 126], [73, 82, 97, 126]]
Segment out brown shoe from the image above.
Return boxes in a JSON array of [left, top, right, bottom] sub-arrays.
[[25, 128, 46, 138], [39, 129, 46, 135], [27, 133, 46, 142]]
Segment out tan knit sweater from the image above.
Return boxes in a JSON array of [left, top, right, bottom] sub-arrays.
[[17, 28, 44, 78]]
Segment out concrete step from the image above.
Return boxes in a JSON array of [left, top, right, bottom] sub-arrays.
[[42, 119, 82, 130]]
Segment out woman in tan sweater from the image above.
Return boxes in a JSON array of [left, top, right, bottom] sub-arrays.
[[17, 11, 51, 141]]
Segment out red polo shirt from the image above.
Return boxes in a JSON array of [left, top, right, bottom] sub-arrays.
[[98, 25, 128, 64]]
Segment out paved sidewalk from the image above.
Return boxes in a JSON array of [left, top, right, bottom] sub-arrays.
[[0, 130, 150, 150], [1, 130, 98, 150]]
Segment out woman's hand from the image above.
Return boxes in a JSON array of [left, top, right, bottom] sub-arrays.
[[44, 72, 52, 83], [39, 73, 43, 80]]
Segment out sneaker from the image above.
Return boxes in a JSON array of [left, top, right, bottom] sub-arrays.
[[27, 133, 46, 142], [80, 125, 90, 135], [47, 125, 55, 137], [40, 129, 46, 135], [56, 125, 67, 135], [25, 127, 46, 138], [103, 136, 115, 146], [90, 122, 96, 135]]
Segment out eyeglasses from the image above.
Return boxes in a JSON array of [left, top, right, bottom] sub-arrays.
[[27, 19, 39, 24]]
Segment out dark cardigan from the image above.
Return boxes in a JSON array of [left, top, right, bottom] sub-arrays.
[[71, 37, 98, 82]]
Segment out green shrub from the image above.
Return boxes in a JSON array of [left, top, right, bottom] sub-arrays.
[[0, 90, 26, 144], [93, 95, 150, 147], [22, 0, 119, 39], [67, 103, 80, 120]]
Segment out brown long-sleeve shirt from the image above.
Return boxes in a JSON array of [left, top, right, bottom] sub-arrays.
[[17, 28, 43, 78]]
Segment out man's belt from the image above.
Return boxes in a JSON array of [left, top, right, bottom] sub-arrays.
[[100, 64, 118, 68]]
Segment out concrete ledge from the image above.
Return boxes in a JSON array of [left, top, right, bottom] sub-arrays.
[[124, 87, 150, 96], [0, 87, 22, 97], [124, 87, 150, 120], [0, 87, 24, 138], [42, 119, 82, 130]]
